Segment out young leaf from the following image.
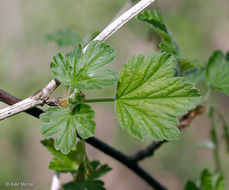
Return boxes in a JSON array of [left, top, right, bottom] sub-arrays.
[[62, 160, 111, 190], [184, 67, 205, 84], [46, 30, 82, 47], [184, 169, 224, 190], [41, 138, 81, 172], [116, 53, 201, 141], [137, 10, 204, 73], [89, 161, 112, 179], [177, 58, 204, 73], [206, 50, 229, 95], [184, 181, 199, 190], [201, 169, 213, 190], [62, 180, 105, 190], [40, 104, 95, 154], [137, 10, 179, 55], [50, 40, 117, 90], [51, 46, 83, 85]]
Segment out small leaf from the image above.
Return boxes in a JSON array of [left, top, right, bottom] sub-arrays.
[[137, 10, 204, 73], [116, 53, 201, 141], [89, 161, 112, 179], [184, 181, 200, 190], [137, 10, 179, 55], [159, 40, 178, 55], [184, 67, 205, 84], [40, 104, 95, 154], [46, 30, 82, 47], [177, 58, 204, 73], [184, 169, 224, 190], [50, 40, 117, 90], [214, 173, 224, 190], [41, 138, 82, 172], [206, 50, 229, 95], [62, 160, 111, 190], [201, 169, 213, 190], [62, 180, 105, 190]]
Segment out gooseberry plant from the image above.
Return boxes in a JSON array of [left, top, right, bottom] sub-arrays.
[[0, 0, 229, 189]]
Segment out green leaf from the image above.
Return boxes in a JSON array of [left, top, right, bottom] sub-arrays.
[[137, 10, 179, 55], [116, 53, 201, 141], [50, 40, 117, 90], [214, 173, 224, 190], [159, 40, 178, 55], [184, 169, 224, 190], [89, 161, 112, 179], [184, 67, 205, 84], [206, 50, 229, 95], [51, 45, 83, 85], [41, 138, 82, 172], [46, 30, 82, 47], [62, 180, 105, 190], [62, 160, 111, 190], [201, 169, 213, 190], [184, 181, 200, 190], [40, 104, 95, 154], [137, 10, 204, 73], [177, 58, 204, 73]]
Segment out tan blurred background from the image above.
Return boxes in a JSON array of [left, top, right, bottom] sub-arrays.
[[0, 0, 229, 189]]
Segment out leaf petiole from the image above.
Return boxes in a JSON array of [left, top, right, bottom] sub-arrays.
[[81, 98, 116, 103]]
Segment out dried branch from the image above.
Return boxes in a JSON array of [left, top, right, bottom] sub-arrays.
[[0, 0, 156, 121], [129, 105, 206, 163], [0, 89, 167, 190], [0, 80, 60, 120]]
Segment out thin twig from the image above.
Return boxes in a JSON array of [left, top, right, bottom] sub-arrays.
[[0, 0, 155, 121], [129, 105, 205, 163], [0, 89, 167, 190]]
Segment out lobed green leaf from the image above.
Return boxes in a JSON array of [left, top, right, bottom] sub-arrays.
[[184, 169, 224, 190], [137, 10, 179, 55], [41, 138, 82, 172], [40, 104, 95, 154], [206, 50, 229, 95], [50, 40, 117, 90], [116, 53, 201, 141]]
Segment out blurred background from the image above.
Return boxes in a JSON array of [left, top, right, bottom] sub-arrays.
[[0, 0, 229, 189]]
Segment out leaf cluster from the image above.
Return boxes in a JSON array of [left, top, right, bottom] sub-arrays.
[[184, 169, 224, 190], [137, 10, 204, 74], [42, 139, 111, 190]]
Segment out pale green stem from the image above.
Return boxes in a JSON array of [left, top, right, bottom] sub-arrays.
[[81, 98, 116, 103]]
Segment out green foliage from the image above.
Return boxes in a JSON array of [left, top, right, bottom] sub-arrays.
[[178, 58, 204, 74], [206, 50, 229, 95], [62, 161, 111, 190], [115, 53, 201, 141], [184, 169, 224, 190], [184, 67, 205, 84], [41, 138, 81, 172], [40, 104, 95, 154], [46, 30, 82, 47], [137, 10, 204, 73], [137, 10, 179, 55], [50, 40, 117, 90], [42, 139, 111, 189], [62, 180, 105, 190], [68, 89, 85, 107]]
